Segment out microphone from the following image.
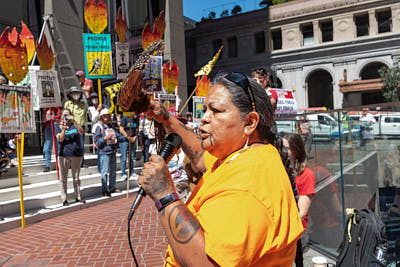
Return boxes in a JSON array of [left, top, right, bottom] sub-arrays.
[[128, 133, 182, 220]]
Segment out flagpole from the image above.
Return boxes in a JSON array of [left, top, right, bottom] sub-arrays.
[[17, 133, 26, 228]]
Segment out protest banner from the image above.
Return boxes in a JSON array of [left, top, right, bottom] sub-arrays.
[[0, 84, 36, 133], [14, 65, 40, 111], [273, 88, 298, 116], [159, 93, 178, 117], [142, 55, 163, 94], [82, 33, 113, 79], [36, 70, 61, 108], [115, 42, 129, 80], [193, 96, 205, 124]]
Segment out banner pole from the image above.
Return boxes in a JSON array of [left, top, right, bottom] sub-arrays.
[[127, 139, 131, 198], [97, 79, 102, 104], [51, 120, 60, 180], [178, 86, 197, 116], [17, 133, 26, 228]]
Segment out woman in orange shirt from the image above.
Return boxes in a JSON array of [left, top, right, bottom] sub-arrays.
[[138, 73, 303, 266]]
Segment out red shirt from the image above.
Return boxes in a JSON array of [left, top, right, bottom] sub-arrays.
[[295, 166, 316, 230], [42, 107, 61, 128]]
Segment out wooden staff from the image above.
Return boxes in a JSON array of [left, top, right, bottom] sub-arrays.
[[98, 79, 102, 104], [178, 87, 197, 116], [127, 139, 131, 198], [17, 133, 25, 228]]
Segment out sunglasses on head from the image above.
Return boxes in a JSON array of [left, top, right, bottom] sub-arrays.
[[226, 72, 257, 112]]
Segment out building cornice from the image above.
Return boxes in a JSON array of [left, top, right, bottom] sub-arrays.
[[269, 0, 396, 22]]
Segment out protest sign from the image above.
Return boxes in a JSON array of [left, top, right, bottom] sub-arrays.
[[14, 65, 40, 111], [159, 93, 178, 117], [142, 56, 162, 94], [193, 96, 205, 124], [273, 88, 298, 115], [36, 70, 61, 108], [83, 33, 113, 79], [0, 85, 36, 133], [115, 42, 129, 80]]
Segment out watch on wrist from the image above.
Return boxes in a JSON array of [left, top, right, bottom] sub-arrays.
[[155, 192, 180, 212]]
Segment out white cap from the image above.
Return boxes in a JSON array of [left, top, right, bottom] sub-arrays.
[[99, 108, 109, 117]]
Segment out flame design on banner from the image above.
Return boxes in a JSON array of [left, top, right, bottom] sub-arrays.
[[154, 10, 165, 38], [142, 11, 165, 50], [115, 7, 126, 42], [0, 27, 28, 84], [19, 22, 35, 63], [195, 76, 210, 97], [194, 46, 223, 77], [162, 61, 179, 94], [84, 0, 108, 34], [36, 35, 55, 70], [7, 22, 35, 64]]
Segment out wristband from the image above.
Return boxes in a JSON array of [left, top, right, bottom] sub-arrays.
[[155, 192, 180, 212]]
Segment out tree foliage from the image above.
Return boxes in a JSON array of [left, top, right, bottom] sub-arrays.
[[220, 9, 229, 17], [379, 64, 400, 102], [231, 5, 242, 15], [259, 0, 296, 7], [208, 11, 216, 19]]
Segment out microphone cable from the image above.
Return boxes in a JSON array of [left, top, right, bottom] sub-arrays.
[[127, 133, 182, 266]]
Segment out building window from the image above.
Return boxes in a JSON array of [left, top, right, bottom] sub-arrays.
[[302, 24, 314, 46], [254, 31, 265, 53], [355, 13, 369, 37], [320, 20, 333, 42], [213, 39, 223, 57], [271, 29, 282, 50], [377, 9, 392, 33], [227, 37, 238, 58]]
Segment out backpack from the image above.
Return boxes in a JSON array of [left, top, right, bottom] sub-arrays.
[[336, 208, 388, 267]]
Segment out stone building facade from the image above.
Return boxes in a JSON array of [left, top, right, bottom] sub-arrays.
[[185, 0, 400, 109]]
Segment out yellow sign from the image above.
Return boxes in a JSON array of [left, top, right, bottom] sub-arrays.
[[85, 51, 112, 77]]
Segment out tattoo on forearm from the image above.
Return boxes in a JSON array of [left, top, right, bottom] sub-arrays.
[[168, 204, 200, 244], [182, 143, 199, 160], [155, 105, 170, 121]]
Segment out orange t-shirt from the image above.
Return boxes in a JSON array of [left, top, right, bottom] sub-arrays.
[[164, 145, 303, 267]]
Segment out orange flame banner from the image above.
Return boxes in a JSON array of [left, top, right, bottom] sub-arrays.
[[115, 7, 126, 42], [142, 11, 165, 50], [195, 76, 210, 97], [19, 22, 35, 64], [154, 10, 165, 39], [162, 61, 179, 94], [6, 22, 35, 64], [0, 27, 28, 84], [36, 35, 55, 70], [84, 0, 108, 34]]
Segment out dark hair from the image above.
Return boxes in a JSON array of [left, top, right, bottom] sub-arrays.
[[283, 133, 307, 176], [252, 68, 269, 78], [212, 73, 298, 198], [212, 73, 275, 144]]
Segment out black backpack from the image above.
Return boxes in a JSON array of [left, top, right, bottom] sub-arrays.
[[336, 209, 388, 267]]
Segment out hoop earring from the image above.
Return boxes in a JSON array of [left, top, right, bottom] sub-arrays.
[[243, 136, 249, 150]]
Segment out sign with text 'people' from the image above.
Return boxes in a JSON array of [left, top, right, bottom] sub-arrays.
[[83, 33, 113, 79]]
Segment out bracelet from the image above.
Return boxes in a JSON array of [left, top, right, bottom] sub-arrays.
[[155, 192, 180, 212]]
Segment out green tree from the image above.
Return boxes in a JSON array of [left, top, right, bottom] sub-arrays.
[[208, 11, 216, 19], [231, 5, 242, 15], [379, 64, 400, 102], [220, 9, 229, 17], [259, 0, 296, 7]]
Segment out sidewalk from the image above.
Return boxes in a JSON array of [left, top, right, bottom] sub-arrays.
[[0, 193, 335, 267]]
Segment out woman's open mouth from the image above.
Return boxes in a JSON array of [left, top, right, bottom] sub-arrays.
[[199, 128, 210, 139]]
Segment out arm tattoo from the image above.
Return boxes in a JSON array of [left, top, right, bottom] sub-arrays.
[[156, 105, 170, 121], [167, 204, 201, 244]]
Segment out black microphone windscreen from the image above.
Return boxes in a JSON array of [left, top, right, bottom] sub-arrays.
[[159, 133, 182, 164]]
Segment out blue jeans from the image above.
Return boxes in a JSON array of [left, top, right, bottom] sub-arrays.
[[43, 124, 59, 167], [99, 153, 116, 193], [119, 141, 135, 176], [80, 126, 85, 164]]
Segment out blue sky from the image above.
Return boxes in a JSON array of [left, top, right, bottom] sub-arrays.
[[183, 0, 261, 22]]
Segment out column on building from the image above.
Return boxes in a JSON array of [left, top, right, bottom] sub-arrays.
[[391, 4, 400, 33], [368, 9, 378, 36], [313, 20, 321, 45], [333, 14, 354, 42]]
